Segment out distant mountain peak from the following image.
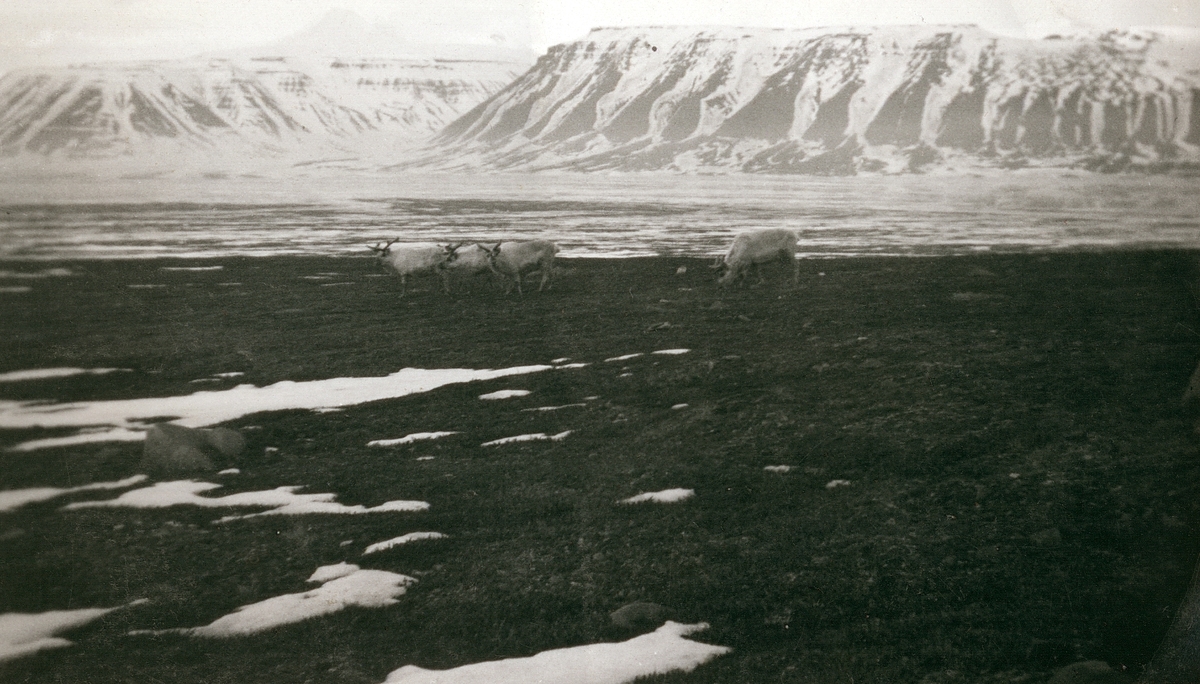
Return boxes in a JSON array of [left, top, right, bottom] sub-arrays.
[[417, 24, 1200, 174]]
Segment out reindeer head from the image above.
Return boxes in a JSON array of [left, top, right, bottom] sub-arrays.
[[478, 243, 502, 261], [441, 243, 462, 264], [368, 238, 400, 256], [709, 255, 728, 273]]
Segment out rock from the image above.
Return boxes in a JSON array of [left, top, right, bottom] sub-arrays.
[[610, 602, 673, 631], [1047, 661, 1132, 684], [141, 424, 245, 475]]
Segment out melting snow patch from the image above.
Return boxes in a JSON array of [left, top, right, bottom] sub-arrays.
[[62, 480, 429, 522], [383, 621, 729, 684], [308, 562, 360, 583], [7, 428, 146, 452], [160, 266, 223, 271], [0, 475, 148, 512], [825, 480, 852, 489], [481, 431, 571, 447], [521, 404, 586, 412], [368, 432, 458, 447], [479, 389, 531, 400], [132, 565, 414, 638], [416, 456, 434, 461], [620, 489, 694, 505], [364, 532, 447, 555], [127, 284, 167, 289], [764, 466, 792, 474], [0, 367, 130, 383], [554, 363, 589, 369], [0, 268, 72, 279], [652, 349, 690, 355], [604, 354, 643, 363], [0, 603, 137, 662], [218, 469, 240, 476], [671, 403, 688, 410], [550, 358, 571, 364], [1, 365, 554, 450], [214, 372, 244, 378]]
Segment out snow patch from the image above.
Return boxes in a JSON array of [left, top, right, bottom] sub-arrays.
[[478, 389, 531, 400], [764, 465, 792, 473], [652, 349, 690, 355], [364, 532, 447, 555], [620, 489, 694, 504], [481, 431, 572, 447], [825, 479, 852, 489], [0, 268, 72, 279], [604, 354, 643, 363], [1, 365, 553, 450], [132, 566, 415, 638], [62, 480, 429, 521], [160, 266, 224, 271], [521, 404, 587, 412], [307, 562, 360, 584], [0, 604, 133, 662], [0, 367, 130, 383], [0, 475, 148, 512], [368, 432, 459, 447], [383, 621, 729, 684]]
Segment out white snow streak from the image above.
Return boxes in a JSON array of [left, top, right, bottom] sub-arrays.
[[619, 489, 695, 504], [383, 621, 729, 684], [0, 367, 130, 383], [368, 432, 459, 447], [1, 365, 552, 450], [0, 475, 149, 512], [61, 480, 429, 521], [481, 431, 571, 447], [478, 389, 531, 400], [364, 532, 447, 555], [131, 565, 414, 638]]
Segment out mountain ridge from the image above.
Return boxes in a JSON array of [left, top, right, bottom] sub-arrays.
[[414, 24, 1200, 174]]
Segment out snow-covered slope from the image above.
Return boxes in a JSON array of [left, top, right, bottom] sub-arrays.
[[421, 25, 1200, 173], [0, 52, 529, 160]]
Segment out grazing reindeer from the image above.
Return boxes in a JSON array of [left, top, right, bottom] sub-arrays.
[[442, 243, 497, 293], [367, 238, 453, 296], [711, 229, 799, 288], [478, 241, 558, 295]]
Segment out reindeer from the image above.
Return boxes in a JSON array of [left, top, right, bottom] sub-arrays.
[[478, 241, 558, 295], [441, 243, 498, 293], [367, 238, 454, 296], [711, 229, 799, 288]]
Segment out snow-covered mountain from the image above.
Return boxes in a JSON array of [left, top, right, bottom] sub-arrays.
[[0, 10, 533, 163], [421, 25, 1200, 173]]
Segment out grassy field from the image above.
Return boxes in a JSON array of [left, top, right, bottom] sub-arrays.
[[1, 251, 1199, 683]]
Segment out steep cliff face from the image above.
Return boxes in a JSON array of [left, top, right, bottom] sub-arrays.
[[0, 53, 528, 159], [428, 25, 1200, 173]]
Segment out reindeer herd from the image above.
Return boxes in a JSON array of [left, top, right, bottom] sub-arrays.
[[368, 228, 799, 296]]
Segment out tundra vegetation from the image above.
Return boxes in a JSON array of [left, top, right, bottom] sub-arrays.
[[0, 251, 1197, 684]]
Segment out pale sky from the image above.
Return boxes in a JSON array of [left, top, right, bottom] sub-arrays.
[[1, 0, 1198, 68]]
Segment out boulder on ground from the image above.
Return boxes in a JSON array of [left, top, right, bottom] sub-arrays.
[[610, 602, 674, 631], [141, 424, 245, 475]]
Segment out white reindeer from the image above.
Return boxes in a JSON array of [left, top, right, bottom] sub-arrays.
[[478, 241, 558, 295], [442, 243, 497, 293], [368, 238, 453, 296], [712, 229, 799, 288]]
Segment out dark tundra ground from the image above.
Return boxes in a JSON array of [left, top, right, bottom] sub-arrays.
[[1, 251, 1199, 683]]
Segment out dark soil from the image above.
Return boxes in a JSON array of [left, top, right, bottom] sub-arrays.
[[1, 251, 1198, 683]]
